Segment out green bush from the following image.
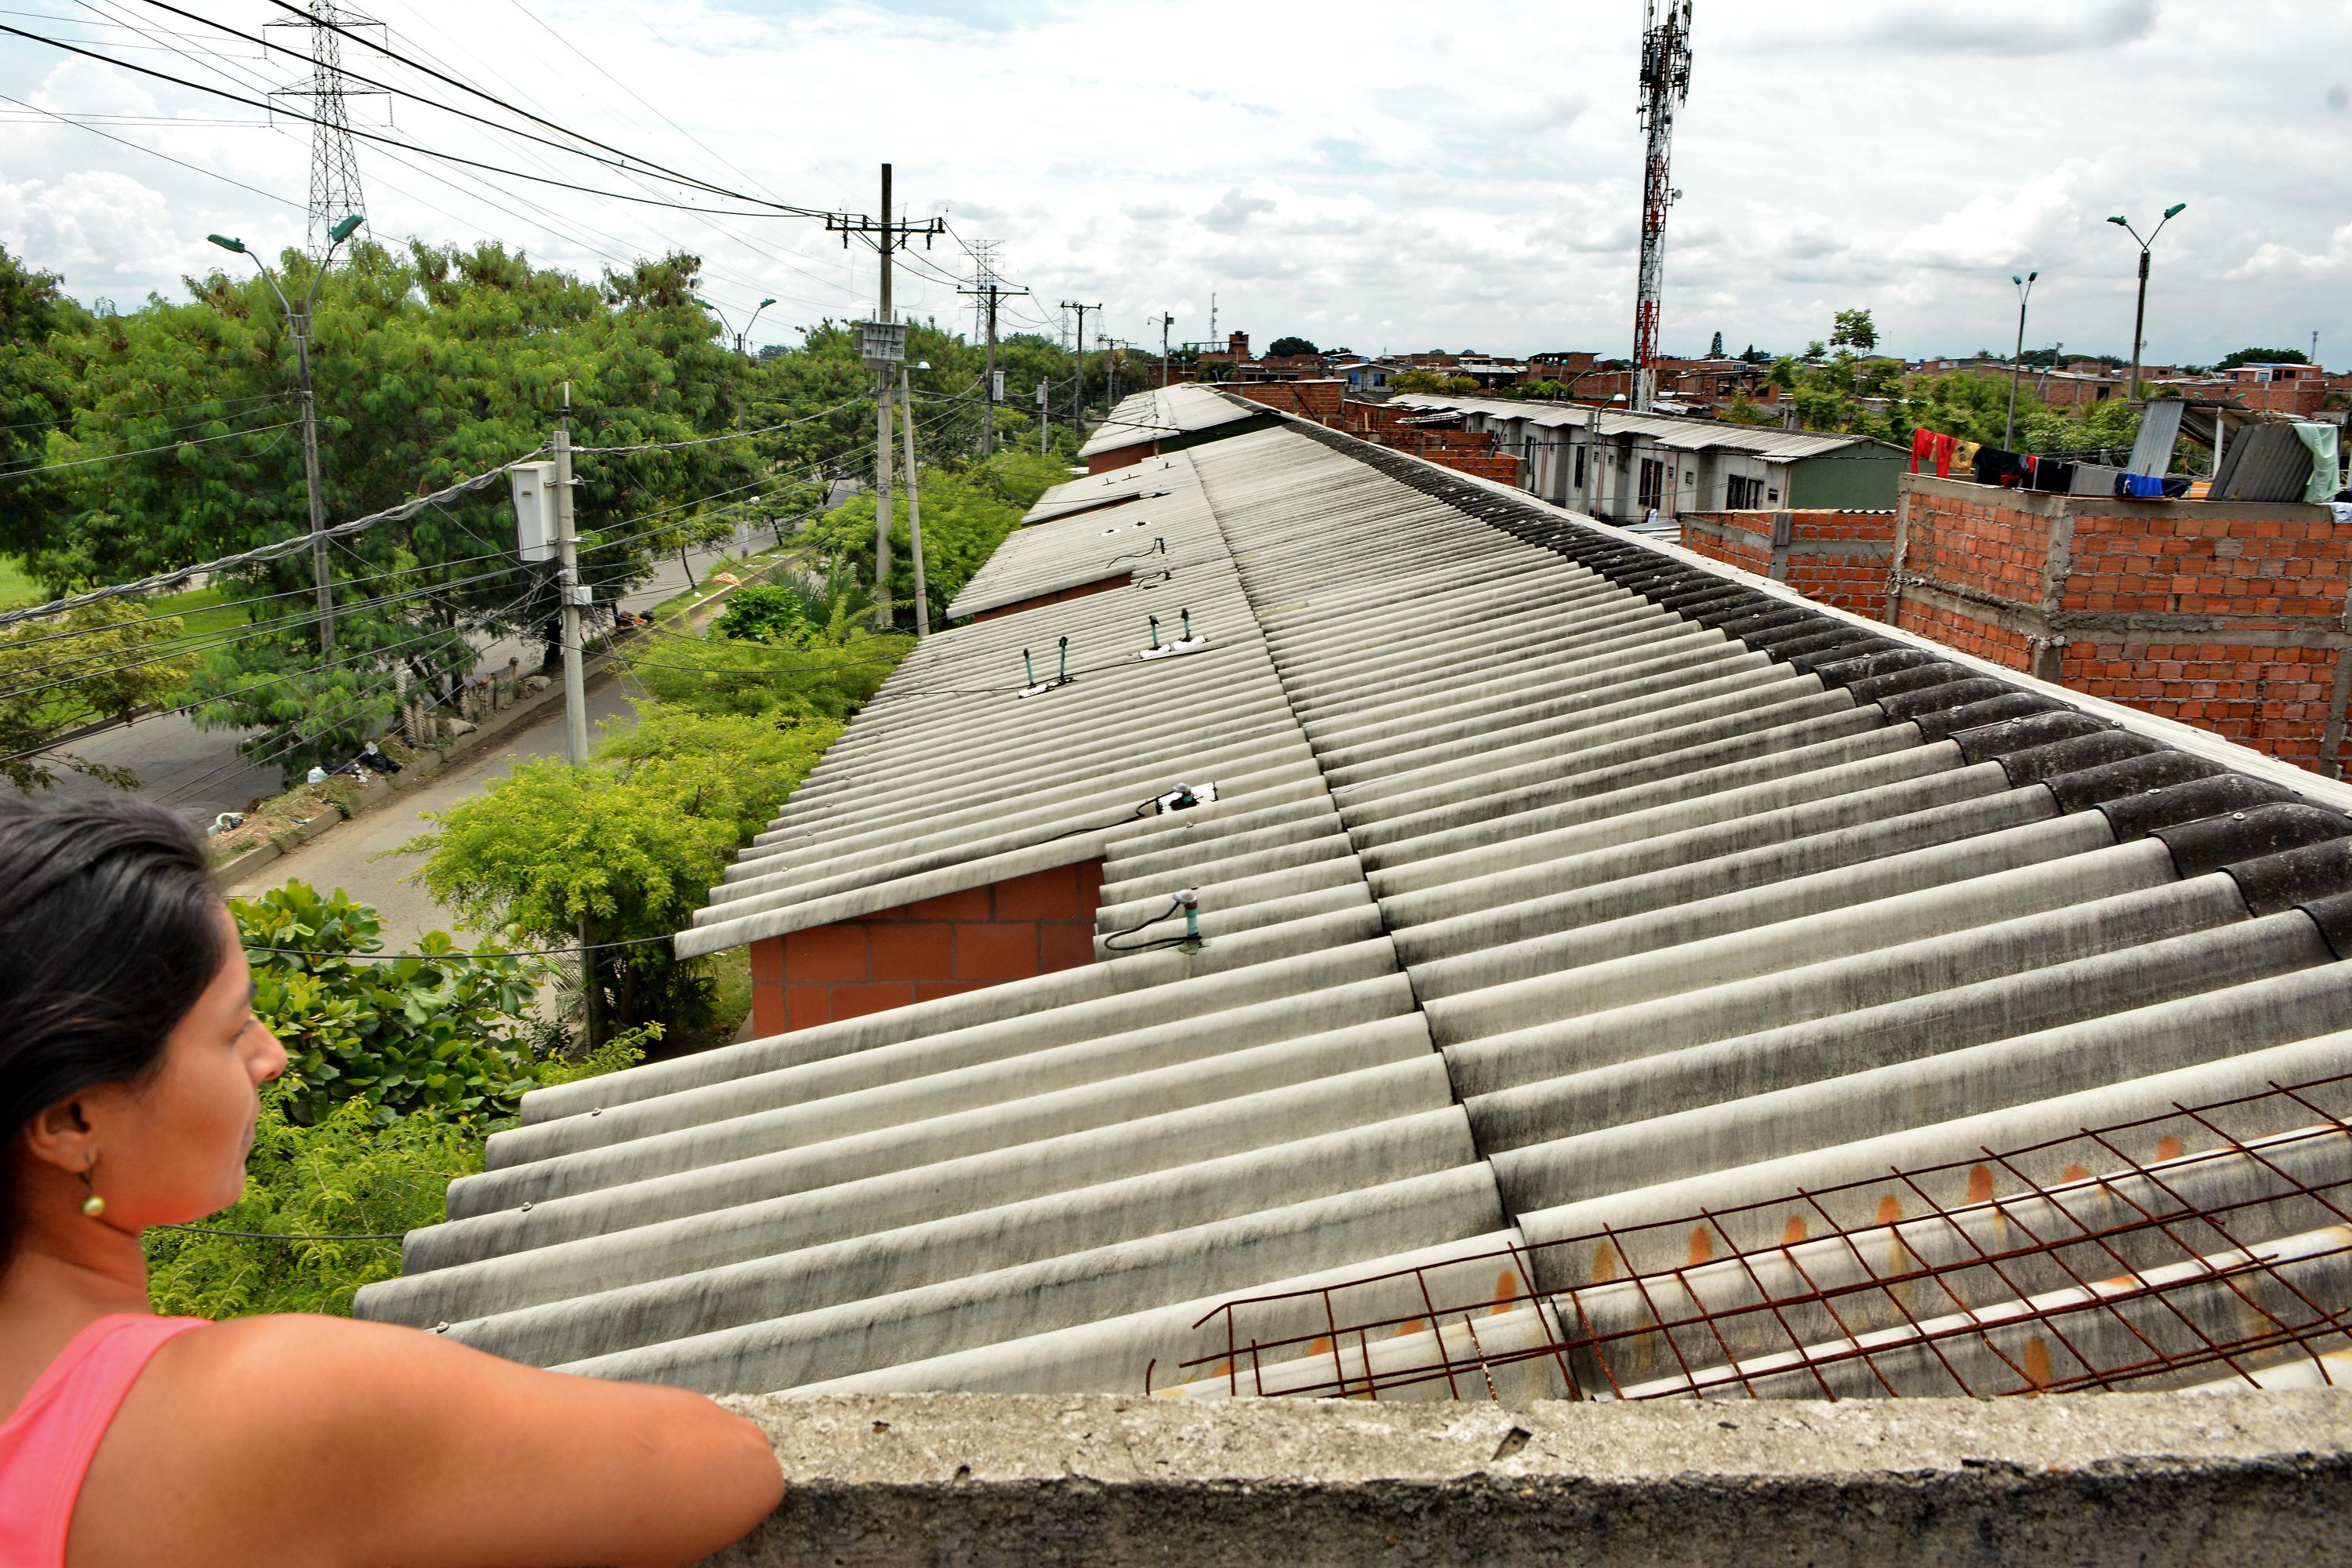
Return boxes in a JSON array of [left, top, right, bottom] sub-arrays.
[[232, 881, 550, 1125], [144, 1036, 644, 1317]]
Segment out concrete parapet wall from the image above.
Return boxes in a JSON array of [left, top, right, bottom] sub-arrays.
[[702, 1390, 2352, 1567]]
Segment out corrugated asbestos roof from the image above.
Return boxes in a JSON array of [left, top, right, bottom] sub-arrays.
[[1392, 394, 1891, 460], [358, 416, 2352, 1406], [1076, 384, 1261, 459], [947, 452, 1207, 619]]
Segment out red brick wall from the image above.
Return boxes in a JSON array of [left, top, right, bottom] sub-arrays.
[[748, 858, 1107, 1036], [1680, 510, 1895, 614], [1088, 445, 1151, 475], [1881, 477, 2352, 776], [1232, 379, 1343, 422], [968, 575, 1127, 622]]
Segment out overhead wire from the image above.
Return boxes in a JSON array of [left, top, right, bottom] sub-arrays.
[[0, 416, 300, 477]]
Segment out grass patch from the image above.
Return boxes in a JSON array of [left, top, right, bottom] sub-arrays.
[[150, 580, 255, 639], [644, 546, 796, 624], [0, 555, 42, 609]]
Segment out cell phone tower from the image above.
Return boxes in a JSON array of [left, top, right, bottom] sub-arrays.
[[1631, 0, 1692, 414], [266, 2, 376, 256]]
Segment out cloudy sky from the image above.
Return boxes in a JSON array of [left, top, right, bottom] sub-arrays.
[[4, 0, 2349, 365]]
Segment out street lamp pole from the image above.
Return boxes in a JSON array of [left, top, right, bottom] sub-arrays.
[[742, 296, 777, 356], [209, 214, 361, 653], [2005, 270, 2037, 448], [2107, 202, 2187, 402]]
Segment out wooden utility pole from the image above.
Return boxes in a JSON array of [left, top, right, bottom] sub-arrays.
[[827, 165, 941, 629], [1150, 314, 1176, 387], [1061, 301, 1099, 434]]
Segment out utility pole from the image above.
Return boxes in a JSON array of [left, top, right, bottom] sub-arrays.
[[549, 381, 601, 1043], [960, 259, 1029, 456], [2005, 270, 2037, 449], [1150, 314, 1176, 387], [1099, 333, 1123, 411], [207, 217, 361, 651], [1037, 379, 1049, 454], [1061, 302, 1100, 433], [829, 165, 942, 629], [898, 369, 929, 635]]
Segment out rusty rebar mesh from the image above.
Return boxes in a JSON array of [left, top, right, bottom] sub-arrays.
[[1167, 1074, 2352, 1403]]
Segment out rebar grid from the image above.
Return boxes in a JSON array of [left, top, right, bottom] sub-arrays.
[[1167, 1074, 2352, 1403]]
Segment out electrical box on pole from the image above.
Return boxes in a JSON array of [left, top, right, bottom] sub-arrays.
[[857, 319, 906, 367], [507, 460, 558, 563], [992, 369, 1006, 401]]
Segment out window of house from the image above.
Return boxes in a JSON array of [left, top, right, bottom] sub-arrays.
[[1573, 445, 1587, 487], [1726, 474, 1764, 509]]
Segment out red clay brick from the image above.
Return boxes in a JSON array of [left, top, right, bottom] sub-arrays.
[[782, 923, 869, 983], [995, 863, 1082, 920], [829, 982, 918, 1020], [954, 920, 1040, 980], [913, 982, 985, 1003], [1038, 919, 1100, 972], [783, 983, 833, 1031], [869, 920, 955, 981], [749, 935, 784, 986], [751, 982, 789, 1039], [902, 887, 993, 922]]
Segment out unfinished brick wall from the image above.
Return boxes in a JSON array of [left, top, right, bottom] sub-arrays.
[[1232, 379, 1343, 423], [1680, 510, 1894, 614], [1882, 475, 2352, 776], [747, 859, 1107, 1036], [967, 575, 1126, 622], [1087, 444, 1151, 475]]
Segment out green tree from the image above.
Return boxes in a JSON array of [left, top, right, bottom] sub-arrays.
[[0, 601, 196, 791], [0, 243, 89, 565], [1395, 368, 1478, 394], [1830, 309, 1878, 356], [1265, 336, 1317, 357], [2214, 347, 2310, 370], [408, 706, 840, 1037]]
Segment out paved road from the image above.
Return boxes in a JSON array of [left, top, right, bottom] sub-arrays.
[[223, 675, 641, 951], [48, 535, 748, 826]]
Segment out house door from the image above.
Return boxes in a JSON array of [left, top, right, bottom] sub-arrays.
[[1638, 457, 1666, 513]]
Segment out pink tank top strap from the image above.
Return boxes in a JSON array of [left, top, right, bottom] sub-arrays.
[[0, 1313, 206, 1568]]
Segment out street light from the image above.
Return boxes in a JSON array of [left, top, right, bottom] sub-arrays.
[[209, 212, 364, 652], [2107, 201, 2187, 403], [743, 296, 776, 357], [2005, 270, 2038, 448]]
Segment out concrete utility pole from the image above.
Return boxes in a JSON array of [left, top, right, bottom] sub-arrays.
[[897, 369, 930, 636], [1037, 379, 1049, 454], [2107, 203, 2186, 402], [826, 166, 944, 629], [551, 386, 589, 768], [2005, 270, 2037, 449], [1062, 301, 1099, 430], [959, 263, 1029, 456], [208, 216, 361, 652], [1150, 314, 1175, 387]]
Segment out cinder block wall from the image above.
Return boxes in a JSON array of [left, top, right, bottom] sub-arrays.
[[748, 859, 1107, 1035], [1679, 509, 1894, 614]]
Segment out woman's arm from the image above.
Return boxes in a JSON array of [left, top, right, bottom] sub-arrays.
[[84, 1313, 785, 1568]]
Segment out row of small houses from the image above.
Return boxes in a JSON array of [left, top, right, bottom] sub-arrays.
[[1379, 394, 1906, 524]]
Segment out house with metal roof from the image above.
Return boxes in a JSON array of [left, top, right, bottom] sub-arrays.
[[357, 395, 2352, 1411], [1392, 393, 1904, 523]]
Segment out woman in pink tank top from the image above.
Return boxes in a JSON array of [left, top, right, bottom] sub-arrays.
[[0, 797, 784, 1567]]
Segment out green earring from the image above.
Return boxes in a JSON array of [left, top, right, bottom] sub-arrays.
[[78, 1169, 105, 1219]]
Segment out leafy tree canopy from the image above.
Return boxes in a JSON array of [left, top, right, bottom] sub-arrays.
[[1265, 336, 1317, 357], [2215, 347, 2310, 369], [1829, 308, 1879, 356]]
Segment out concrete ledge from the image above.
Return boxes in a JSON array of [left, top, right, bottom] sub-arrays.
[[705, 1390, 2352, 1566]]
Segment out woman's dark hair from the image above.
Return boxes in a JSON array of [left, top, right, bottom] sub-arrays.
[[0, 794, 227, 1266]]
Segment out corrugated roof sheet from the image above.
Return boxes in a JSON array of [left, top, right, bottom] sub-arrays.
[[1076, 384, 1261, 459], [1392, 394, 1891, 461], [358, 419, 2352, 1406]]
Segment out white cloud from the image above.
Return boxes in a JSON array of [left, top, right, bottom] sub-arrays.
[[0, 0, 2348, 363]]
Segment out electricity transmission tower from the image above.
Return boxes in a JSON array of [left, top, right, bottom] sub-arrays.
[[266, 2, 381, 255], [1631, 0, 1692, 413]]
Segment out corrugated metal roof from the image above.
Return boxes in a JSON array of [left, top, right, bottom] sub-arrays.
[[358, 420, 2352, 1406], [1076, 384, 1261, 459], [1391, 394, 1891, 461]]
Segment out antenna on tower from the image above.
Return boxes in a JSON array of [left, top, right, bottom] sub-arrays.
[[1632, 0, 1692, 414], [265, 2, 386, 256]]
